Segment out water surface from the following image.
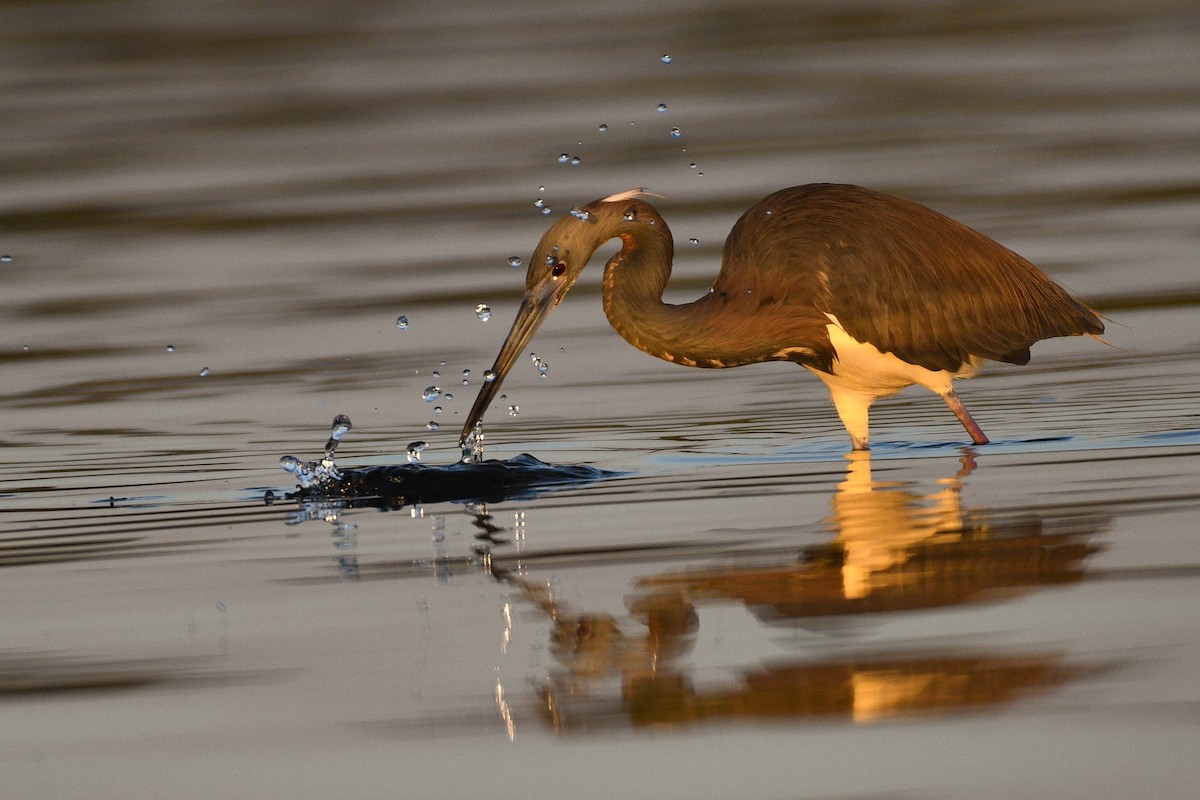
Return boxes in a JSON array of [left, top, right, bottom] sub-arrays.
[[3, 1, 1200, 798]]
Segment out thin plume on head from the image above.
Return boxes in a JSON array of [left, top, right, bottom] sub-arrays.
[[598, 188, 665, 204]]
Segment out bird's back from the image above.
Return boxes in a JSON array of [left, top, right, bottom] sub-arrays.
[[716, 184, 1103, 373]]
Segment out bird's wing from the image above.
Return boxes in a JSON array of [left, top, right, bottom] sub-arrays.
[[721, 185, 1103, 373]]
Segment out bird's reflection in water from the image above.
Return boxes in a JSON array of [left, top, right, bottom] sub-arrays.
[[641, 452, 1103, 621], [497, 452, 1107, 732]]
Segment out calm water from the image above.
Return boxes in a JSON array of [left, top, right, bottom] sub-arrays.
[[3, 1, 1200, 798]]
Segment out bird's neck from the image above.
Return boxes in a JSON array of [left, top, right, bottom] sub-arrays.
[[598, 213, 730, 368]]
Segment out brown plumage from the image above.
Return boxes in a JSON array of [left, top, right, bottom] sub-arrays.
[[460, 184, 1102, 451]]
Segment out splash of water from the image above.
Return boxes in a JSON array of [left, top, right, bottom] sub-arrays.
[[461, 421, 484, 464], [279, 415, 353, 489], [324, 414, 352, 459], [406, 441, 429, 464]]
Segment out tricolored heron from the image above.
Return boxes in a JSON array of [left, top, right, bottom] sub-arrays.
[[460, 184, 1102, 451]]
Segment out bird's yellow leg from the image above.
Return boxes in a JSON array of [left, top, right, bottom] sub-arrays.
[[825, 384, 873, 451]]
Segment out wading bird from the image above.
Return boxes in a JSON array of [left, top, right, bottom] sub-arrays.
[[460, 184, 1102, 451]]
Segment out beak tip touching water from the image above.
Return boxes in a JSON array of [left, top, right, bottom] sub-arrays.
[[457, 289, 558, 447]]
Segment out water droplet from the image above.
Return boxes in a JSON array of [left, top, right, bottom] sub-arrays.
[[442, 392, 454, 401], [538, 185, 545, 192], [166, 345, 175, 353], [462, 379, 469, 386], [569, 156, 581, 165], [569, 207, 589, 220], [432, 370, 441, 379], [422, 386, 441, 402], [462, 369, 471, 379], [656, 103, 668, 112], [279, 455, 301, 473], [426, 420, 440, 431], [623, 209, 637, 221], [0, 255, 10, 262], [508, 405, 520, 417], [558, 154, 570, 163], [670, 127, 681, 139], [396, 315, 409, 330], [406, 441, 428, 464], [598, 123, 608, 132], [689, 238, 699, 245], [433, 406, 443, 415], [530, 352, 549, 378], [507, 256, 522, 268], [689, 162, 697, 169], [483, 369, 497, 383], [475, 303, 492, 321], [534, 198, 545, 208], [541, 207, 552, 215], [199, 367, 210, 377], [661, 54, 672, 64]]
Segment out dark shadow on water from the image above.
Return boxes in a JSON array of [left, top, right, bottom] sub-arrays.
[[0, 652, 266, 696], [286, 453, 620, 511]]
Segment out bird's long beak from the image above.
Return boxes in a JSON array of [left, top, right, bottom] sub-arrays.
[[459, 286, 556, 445]]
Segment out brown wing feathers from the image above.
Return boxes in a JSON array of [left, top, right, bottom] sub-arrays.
[[727, 185, 1102, 373]]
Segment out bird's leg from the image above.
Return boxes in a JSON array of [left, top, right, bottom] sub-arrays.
[[941, 389, 989, 446], [824, 385, 873, 451]]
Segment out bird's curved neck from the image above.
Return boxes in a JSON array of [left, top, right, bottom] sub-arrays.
[[598, 212, 725, 367]]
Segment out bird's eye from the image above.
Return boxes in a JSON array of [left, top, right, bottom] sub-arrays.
[[551, 262, 566, 277]]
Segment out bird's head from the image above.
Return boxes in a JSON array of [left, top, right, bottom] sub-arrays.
[[522, 216, 593, 308], [459, 189, 661, 445]]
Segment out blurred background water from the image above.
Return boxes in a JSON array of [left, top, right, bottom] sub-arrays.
[[2, 1, 1199, 798]]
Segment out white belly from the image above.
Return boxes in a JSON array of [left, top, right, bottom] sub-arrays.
[[803, 316, 982, 448], [808, 315, 980, 399]]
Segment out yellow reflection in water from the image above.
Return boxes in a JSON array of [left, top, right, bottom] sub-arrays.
[[634, 452, 1101, 621]]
